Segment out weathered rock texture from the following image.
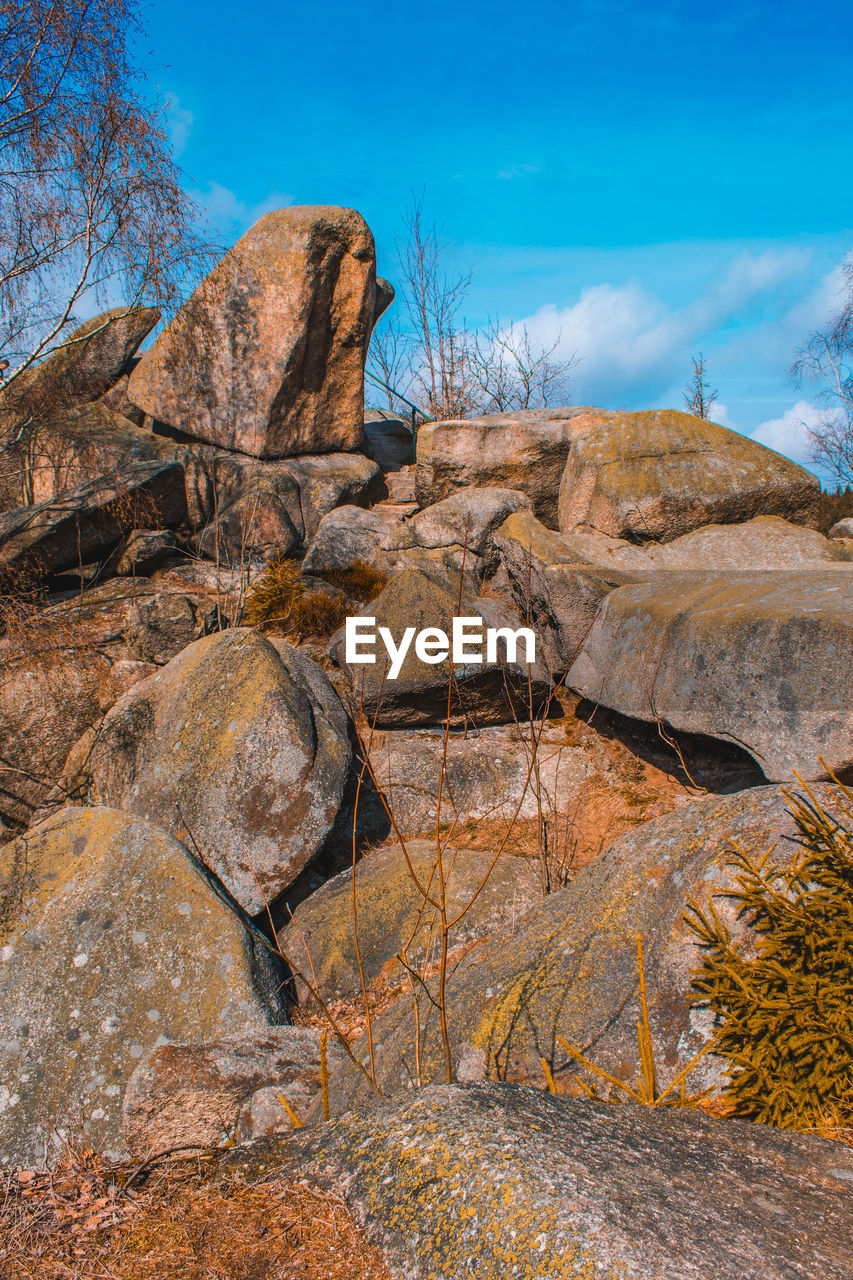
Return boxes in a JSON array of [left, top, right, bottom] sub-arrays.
[[567, 571, 853, 781], [326, 787, 839, 1108], [123, 1027, 334, 1156], [302, 487, 531, 588], [278, 841, 543, 1002], [492, 521, 646, 674], [363, 411, 414, 471], [90, 629, 352, 914], [128, 206, 384, 458], [329, 569, 551, 728], [360, 716, 694, 865], [499, 510, 853, 573], [221, 1083, 853, 1280], [829, 516, 853, 540], [1, 307, 159, 417], [558, 409, 820, 541], [415, 407, 594, 526], [0, 807, 281, 1168], [0, 577, 229, 831], [0, 460, 187, 580]]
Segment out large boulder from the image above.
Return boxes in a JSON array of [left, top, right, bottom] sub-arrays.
[[0, 459, 187, 581], [193, 450, 384, 563], [644, 515, 853, 568], [89, 629, 352, 914], [491, 520, 646, 674], [415, 407, 594, 526], [558, 409, 820, 541], [222, 1083, 853, 1280], [122, 1027, 335, 1156], [128, 207, 386, 458], [302, 487, 531, 586], [1, 307, 159, 418], [363, 410, 414, 471], [0, 807, 284, 1167], [329, 569, 551, 728], [829, 516, 853, 540], [278, 840, 543, 1002], [567, 571, 853, 781], [325, 786, 842, 1109], [0, 578, 228, 831]]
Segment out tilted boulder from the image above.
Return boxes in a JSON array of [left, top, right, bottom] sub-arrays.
[[0, 402, 184, 514], [128, 206, 388, 458], [829, 516, 853, 540], [222, 1084, 853, 1280], [89, 629, 352, 914], [567, 570, 853, 781], [0, 807, 285, 1167], [0, 306, 159, 419], [415, 407, 595, 526], [325, 786, 843, 1110], [329, 568, 552, 728], [558, 409, 820, 541], [0, 459, 187, 581], [491, 518, 647, 674]]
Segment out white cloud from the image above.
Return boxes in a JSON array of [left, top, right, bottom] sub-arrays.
[[166, 94, 193, 156], [516, 247, 822, 408], [748, 400, 825, 464], [192, 183, 294, 237]]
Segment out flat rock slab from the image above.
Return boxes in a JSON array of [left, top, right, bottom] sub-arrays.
[[128, 206, 382, 458], [558, 409, 819, 542], [221, 1083, 853, 1280], [0, 807, 279, 1168], [567, 570, 853, 781], [90, 629, 352, 915]]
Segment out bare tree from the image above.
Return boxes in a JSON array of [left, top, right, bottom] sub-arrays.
[[683, 353, 719, 419], [792, 265, 853, 485], [0, 0, 211, 392], [375, 195, 577, 420], [470, 316, 576, 412], [396, 196, 477, 419], [365, 313, 417, 413]]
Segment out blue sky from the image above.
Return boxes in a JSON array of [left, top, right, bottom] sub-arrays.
[[143, 0, 853, 477]]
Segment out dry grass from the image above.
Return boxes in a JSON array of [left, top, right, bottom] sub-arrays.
[[318, 562, 388, 602], [0, 1147, 391, 1280], [244, 556, 388, 640]]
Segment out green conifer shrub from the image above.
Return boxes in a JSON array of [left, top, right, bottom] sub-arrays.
[[686, 780, 853, 1134]]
